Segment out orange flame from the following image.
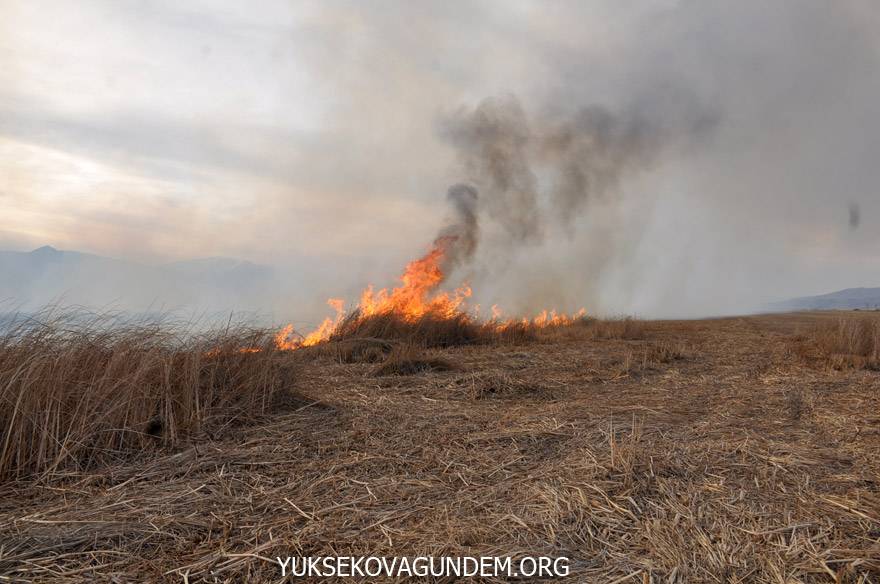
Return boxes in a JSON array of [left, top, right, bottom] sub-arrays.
[[275, 298, 345, 350], [357, 236, 471, 320], [274, 237, 585, 350]]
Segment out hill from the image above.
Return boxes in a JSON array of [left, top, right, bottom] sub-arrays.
[[771, 287, 880, 311], [0, 246, 274, 314]]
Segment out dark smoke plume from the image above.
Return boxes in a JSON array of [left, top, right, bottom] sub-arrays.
[[441, 97, 542, 244], [437, 183, 479, 269], [540, 105, 663, 231], [437, 94, 716, 273]]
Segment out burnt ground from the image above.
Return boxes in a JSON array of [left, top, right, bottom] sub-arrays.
[[1, 312, 879, 583]]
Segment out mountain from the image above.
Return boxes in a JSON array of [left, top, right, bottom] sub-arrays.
[[166, 257, 273, 293], [0, 246, 276, 314], [769, 287, 880, 311]]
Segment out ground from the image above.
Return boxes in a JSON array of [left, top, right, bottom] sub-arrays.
[[1, 313, 879, 583]]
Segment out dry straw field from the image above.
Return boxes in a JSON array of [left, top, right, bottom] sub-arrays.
[[1, 310, 879, 582]]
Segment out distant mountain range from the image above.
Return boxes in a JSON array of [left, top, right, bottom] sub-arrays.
[[5, 246, 878, 317], [0, 245, 276, 314], [769, 287, 880, 311]]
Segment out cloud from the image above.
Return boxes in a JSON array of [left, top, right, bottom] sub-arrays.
[[1, 0, 879, 318]]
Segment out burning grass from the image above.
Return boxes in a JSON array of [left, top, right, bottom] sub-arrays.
[[326, 310, 539, 348], [330, 310, 485, 347], [0, 311, 291, 482], [274, 237, 585, 351]]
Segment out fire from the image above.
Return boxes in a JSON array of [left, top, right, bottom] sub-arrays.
[[275, 298, 345, 350], [358, 236, 472, 321], [532, 308, 587, 327], [274, 236, 585, 350]]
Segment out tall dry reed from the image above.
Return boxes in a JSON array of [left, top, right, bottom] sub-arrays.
[[0, 309, 290, 481], [794, 315, 880, 370], [327, 310, 538, 348]]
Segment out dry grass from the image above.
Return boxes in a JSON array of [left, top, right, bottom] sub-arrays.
[[575, 340, 691, 382], [457, 370, 543, 399], [330, 311, 484, 347], [1, 312, 879, 582], [645, 339, 689, 363], [326, 312, 644, 349], [538, 316, 648, 342], [0, 311, 290, 482], [582, 316, 648, 340], [794, 315, 880, 370], [371, 344, 454, 376], [312, 337, 394, 364], [328, 310, 538, 348]]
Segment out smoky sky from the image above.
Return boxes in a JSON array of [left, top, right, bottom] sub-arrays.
[[2, 0, 880, 319], [435, 93, 717, 275]]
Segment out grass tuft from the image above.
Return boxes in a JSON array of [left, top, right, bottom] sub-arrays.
[[329, 310, 538, 348]]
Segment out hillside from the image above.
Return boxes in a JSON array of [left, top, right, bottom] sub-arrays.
[[0, 246, 274, 313], [771, 287, 880, 311]]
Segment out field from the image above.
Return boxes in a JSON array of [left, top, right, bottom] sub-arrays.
[[1, 311, 879, 582]]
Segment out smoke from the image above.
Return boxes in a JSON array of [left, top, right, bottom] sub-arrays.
[[849, 203, 861, 230], [441, 98, 541, 244], [3, 1, 880, 319], [436, 94, 717, 282], [438, 183, 479, 269]]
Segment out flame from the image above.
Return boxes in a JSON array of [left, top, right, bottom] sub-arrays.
[[274, 237, 585, 350], [531, 307, 587, 327], [275, 298, 345, 350], [357, 236, 471, 320]]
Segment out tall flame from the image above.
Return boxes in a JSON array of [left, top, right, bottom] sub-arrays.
[[274, 236, 584, 350], [275, 298, 346, 350], [358, 236, 471, 321]]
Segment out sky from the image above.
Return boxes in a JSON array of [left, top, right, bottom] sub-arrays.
[[1, 0, 879, 319]]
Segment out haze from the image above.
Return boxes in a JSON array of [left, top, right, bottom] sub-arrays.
[[2, 0, 879, 321]]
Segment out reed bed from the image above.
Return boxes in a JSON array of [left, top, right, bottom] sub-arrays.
[[0, 310, 290, 481], [794, 314, 880, 369], [327, 310, 540, 348]]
